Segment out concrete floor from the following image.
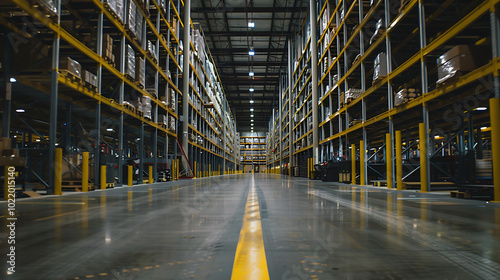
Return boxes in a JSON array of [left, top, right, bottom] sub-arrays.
[[2, 174, 500, 279]]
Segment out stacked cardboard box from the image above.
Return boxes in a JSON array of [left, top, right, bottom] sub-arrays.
[[158, 114, 168, 125], [169, 89, 176, 111], [394, 87, 421, 106], [370, 19, 384, 45], [170, 18, 178, 35], [147, 41, 157, 62], [135, 57, 146, 88], [60, 57, 82, 79], [169, 116, 176, 132], [125, 45, 135, 79], [132, 99, 143, 113], [104, 0, 125, 24], [436, 45, 476, 85], [103, 34, 115, 65], [373, 52, 387, 82], [84, 70, 98, 89], [38, 0, 57, 16], [345, 88, 362, 104]]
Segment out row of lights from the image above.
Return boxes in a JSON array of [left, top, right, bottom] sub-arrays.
[[249, 21, 255, 120]]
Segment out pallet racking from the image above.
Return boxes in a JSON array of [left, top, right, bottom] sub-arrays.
[[0, 0, 237, 196], [267, 0, 500, 200], [240, 135, 266, 173]]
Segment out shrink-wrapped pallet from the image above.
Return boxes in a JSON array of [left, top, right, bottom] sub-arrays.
[[141, 96, 152, 119], [135, 57, 146, 88], [60, 57, 82, 78], [125, 45, 135, 79]]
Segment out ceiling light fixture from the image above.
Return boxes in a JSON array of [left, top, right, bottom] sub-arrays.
[[106, 128, 113, 132], [16, 109, 25, 113], [248, 22, 255, 28], [250, 100, 254, 103], [251, 120, 254, 122], [249, 71, 254, 77], [249, 88, 254, 92], [250, 114, 254, 117], [250, 108, 254, 111], [249, 48, 255, 56], [10, 77, 17, 83], [476, 107, 487, 111]]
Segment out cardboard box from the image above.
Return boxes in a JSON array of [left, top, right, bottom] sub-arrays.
[[2, 137, 12, 150], [84, 70, 98, 88], [60, 57, 82, 78], [394, 87, 421, 106], [135, 57, 146, 87], [437, 45, 476, 84]]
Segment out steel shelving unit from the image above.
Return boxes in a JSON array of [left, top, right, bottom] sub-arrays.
[[267, 0, 500, 200]]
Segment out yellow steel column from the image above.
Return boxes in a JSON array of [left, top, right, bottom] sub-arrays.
[[128, 165, 133, 186], [351, 144, 356, 185], [148, 165, 153, 184], [490, 98, 500, 201], [100, 165, 106, 190], [419, 123, 428, 192], [54, 148, 63, 195], [209, 164, 211, 177], [386, 133, 393, 189], [194, 161, 197, 178], [82, 152, 89, 192], [360, 140, 365, 186], [176, 159, 179, 179], [395, 131, 403, 190]]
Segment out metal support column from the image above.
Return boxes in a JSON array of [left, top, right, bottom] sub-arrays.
[[139, 123, 144, 183], [419, 0, 430, 191], [351, 144, 356, 185], [310, 0, 319, 164], [94, 11, 104, 188], [181, 0, 191, 171], [360, 140, 365, 185], [48, 0, 62, 194], [386, 133, 393, 189], [118, 33, 125, 186]]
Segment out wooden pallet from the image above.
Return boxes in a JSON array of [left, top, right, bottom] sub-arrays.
[[403, 181, 455, 190], [123, 103, 136, 114], [60, 70, 82, 82], [450, 191, 472, 199], [134, 81, 145, 89], [136, 110, 144, 117], [104, 57, 116, 68], [124, 73, 135, 82], [157, 123, 167, 129], [372, 75, 387, 85]]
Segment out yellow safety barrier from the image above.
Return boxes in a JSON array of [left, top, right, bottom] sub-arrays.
[[490, 98, 500, 201], [395, 131, 403, 190], [386, 133, 393, 189], [360, 140, 365, 185], [148, 165, 153, 184], [419, 123, 428, 192], [128, 165, 133, 186], [101, 165, 106, 190], [82, 152, 89, 192], [55, 148, 62, 195], [351, 144, 356, 185]]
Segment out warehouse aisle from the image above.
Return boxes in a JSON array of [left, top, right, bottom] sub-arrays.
[[2, 174, 500, 279]]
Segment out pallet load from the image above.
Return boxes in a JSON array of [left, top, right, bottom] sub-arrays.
[[373, 52, 387, 82], [126, 0, 137, 39], [60, 57, 82, 79], [104, 0, 125, 24], [125, 45, 135, 80], [437, 45, 476, 85], [103, 34, 115, 66], [34, 0, 57, 17], [158, 114, 168, 125], [168, 116, 176, 132], [141, 96, 152, 119], [345, 88, 362, 105], [135, 5, 144, 43], [83, 70, 98, 90], [147, 40, 157, 62], [132, 99, 143, 116], [394, 87, 421, 106], [169, 89, 175, 111], [370, 19, 384, 45], [135, 56, 146, 88]]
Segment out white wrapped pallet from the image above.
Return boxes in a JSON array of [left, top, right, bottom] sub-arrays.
[[135, 57, 146, 88], [127, 0, 137, 38], [141, 96, 152, 119], [125, 45, 135, 79]]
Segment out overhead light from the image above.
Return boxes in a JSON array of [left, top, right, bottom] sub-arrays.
[[249, 88, 254, 92], [476, 107, 487, 111], [251, 120, 254, 122], [249, 48, 255, 56], [250, 100, 254, 104], [250, 114, 254, 117], [136, 137, 141, 141], [106, 128, 113, 132], [250, 108, 254, 111], [248, 22, 255, 28], [15, 109, 25, 113], [481, 126, 488, 130], [249, 71, 254, 77], [10, 77, 16, 83]]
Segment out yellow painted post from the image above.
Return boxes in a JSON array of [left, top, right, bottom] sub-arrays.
[[194, 161, 197, 178], [351, 144, 356, 185], [54, 148, 63, 195], [209, 164, 211, 177], [419, 123, 428, 192], [360, 140, 365, 185], [176, 159, 179, 179], [101, 165, 106, 190], [82, 152, 89, 192], [307, 158, 310, 179], [395, 130, 403, 190], [490, 98, 500, 202], [148, 165, 153, 184], [171, 159, 175, 180], [128, 165, 133, 186], [386, 133, 393, 189]]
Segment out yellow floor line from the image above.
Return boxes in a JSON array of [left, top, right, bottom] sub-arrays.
[[231, 187, 270, 280]]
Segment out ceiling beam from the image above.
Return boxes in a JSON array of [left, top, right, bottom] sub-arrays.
[[203, 31, 294, 37], [192, 7, 307, 13], [215, 61, 287, 67]]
